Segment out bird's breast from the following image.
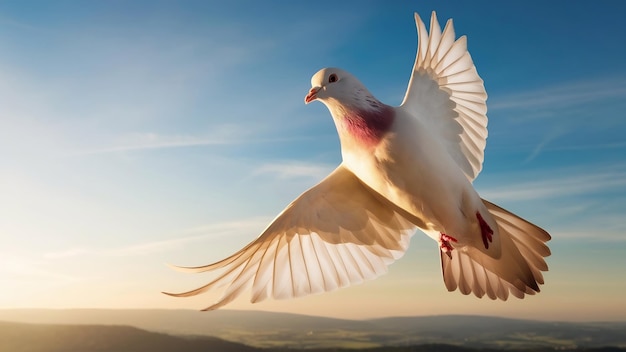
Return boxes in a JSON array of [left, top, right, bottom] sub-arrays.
[[342, 113, 469, 235], [342, 137, 439, 232]]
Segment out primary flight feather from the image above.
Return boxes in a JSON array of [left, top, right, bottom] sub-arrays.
[[164, 11, 551, 310]]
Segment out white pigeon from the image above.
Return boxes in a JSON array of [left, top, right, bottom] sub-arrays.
[[165, 11, 551, 310]]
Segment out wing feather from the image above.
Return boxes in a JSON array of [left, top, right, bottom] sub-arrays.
[[434, 37, 467, 74], [337, 243, 365, 284], [443, 81, 487, 93], [424, 12, 442, 69], [433, 19, 456, 63], [250, 236, 279, 303], [471, 259, 487, 298], [443, 67, 479, 85]]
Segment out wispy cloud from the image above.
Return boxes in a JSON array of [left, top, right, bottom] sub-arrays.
[[480, 168, 626, 202], [551, 229, 624, 241], [523, 126, 570, 163], [548, 208, 626, 241], [103, 217, 270, 257], [43, 248, 92, 259], [65, 133, 239, 156], [252, 161, 334, 180], [0, 253, 79, 283], [0, 14, 302, 159], [489, 76, 626, 112], [43, 217, 271, 259], [487, 76, 626, 160], [545, 141, 626, 152], [0, 15, 39, 31], [62, 129, 326, 156]]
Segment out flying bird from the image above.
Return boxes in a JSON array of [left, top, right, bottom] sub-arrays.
[[164, 11, 551, 310]]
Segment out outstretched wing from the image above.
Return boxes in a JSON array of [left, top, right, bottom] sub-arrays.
[[400, 11, 488, 182], [164, 165, 417, 310]]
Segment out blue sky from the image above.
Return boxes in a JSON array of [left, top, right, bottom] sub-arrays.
[[1, 1, 625, 320]]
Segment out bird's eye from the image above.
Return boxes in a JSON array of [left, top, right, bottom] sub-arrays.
[[328, 74, 338, 83]]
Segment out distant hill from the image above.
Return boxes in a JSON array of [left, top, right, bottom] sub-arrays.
[[0, 321, 495, 352], [1, 320, 625, 352], [0, 321, 256, 352], [1, 309, 625, 350]]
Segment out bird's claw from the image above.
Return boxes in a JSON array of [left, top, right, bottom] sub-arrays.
[[439, 233, 458, 258]]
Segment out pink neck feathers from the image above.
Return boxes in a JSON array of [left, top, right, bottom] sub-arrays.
[[342, 104, 394, 148]]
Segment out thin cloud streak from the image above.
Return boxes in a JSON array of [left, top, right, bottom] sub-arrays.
[[523, 127, 570, 163], [480, 169, 626, 202], [44, 248, 91, 259], [550, 229, 624, 242], [540, 141, 626, 152], [66, 138, 236, 156], [43, 217, 271, 259], [0, 15, 39, 31], [0, 254, 79, 283], [489, 77, 626, 112], [63, 132, 325, 156], [252, 161, 334, 180]]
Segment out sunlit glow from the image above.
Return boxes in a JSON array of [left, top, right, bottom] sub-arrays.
[[1, 1, 625, 321]]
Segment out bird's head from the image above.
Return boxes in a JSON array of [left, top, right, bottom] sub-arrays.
[[304, 68, 378, 112], [304, 67, 391, 148]]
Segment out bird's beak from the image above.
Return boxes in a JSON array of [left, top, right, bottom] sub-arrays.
[[304, 86, 321, 104]]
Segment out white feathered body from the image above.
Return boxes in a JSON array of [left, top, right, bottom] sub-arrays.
[[339, 105, 493, 249]]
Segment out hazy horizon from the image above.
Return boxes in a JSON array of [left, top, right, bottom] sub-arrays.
[[2, 307, 626, 323]]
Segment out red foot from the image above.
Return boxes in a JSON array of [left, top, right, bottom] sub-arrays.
[[439, 233, 458, 253], [476, 212, 494, 249]]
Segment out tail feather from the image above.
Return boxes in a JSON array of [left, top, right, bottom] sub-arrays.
[[440, 199, 551, 300]]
